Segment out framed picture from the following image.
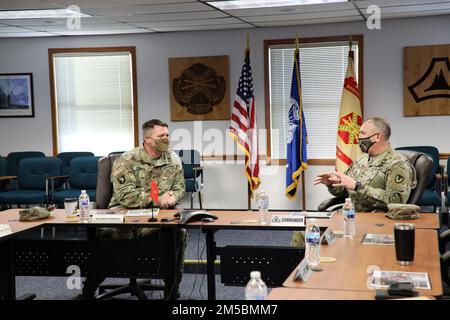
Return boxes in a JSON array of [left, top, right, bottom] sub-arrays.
[[169, 55, 230, 121], [404, 44, 450, 116], [0, 73, 35, 118]]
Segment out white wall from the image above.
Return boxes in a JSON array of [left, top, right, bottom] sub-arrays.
[[1, 15, 449, 210]]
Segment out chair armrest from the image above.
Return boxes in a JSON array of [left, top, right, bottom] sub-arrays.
[[47, 175, 69, 181], [441, 251, 450, 287], [439, 229, 450, 254], [193, 166, 204, 184], [317, 197, 345, 211], [46, 175, 69, 204], [192, 167, 203, 191], [0, 175, 17, 181]]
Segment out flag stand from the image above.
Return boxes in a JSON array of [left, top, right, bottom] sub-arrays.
[[301, 173, 306, 210], [247, 184, 251, 210]]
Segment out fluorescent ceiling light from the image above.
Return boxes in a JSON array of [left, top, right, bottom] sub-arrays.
[[207, 0, 347, 10], [0, 9, 91, 19]]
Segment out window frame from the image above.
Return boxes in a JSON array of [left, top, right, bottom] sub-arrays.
[[48, 46, 139, 155], [264, 35, 364, 166]]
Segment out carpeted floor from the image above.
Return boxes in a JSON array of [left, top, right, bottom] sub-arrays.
[[15, 229, 294, 300]]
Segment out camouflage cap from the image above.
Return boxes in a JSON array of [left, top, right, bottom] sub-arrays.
[[385, 203, 420, 220], [19, 207, 51, 221]]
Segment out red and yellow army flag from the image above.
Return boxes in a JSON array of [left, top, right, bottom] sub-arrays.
[[336, 41, 362, 173]]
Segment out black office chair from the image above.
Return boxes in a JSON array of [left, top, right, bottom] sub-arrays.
[[94, 155, 167, 300], [173, 149, 203, 209], [396, 146, 444, 212], [318, 150, 433, 211]]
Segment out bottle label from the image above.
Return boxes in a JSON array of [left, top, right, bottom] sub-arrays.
[[345, 209, 355, 219], [306, 232, 320, 245], [80, 199, 89, 209]]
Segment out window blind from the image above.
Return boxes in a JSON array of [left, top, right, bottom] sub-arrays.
[[53, 51, 134, 156], [269, 42, 359, 159]]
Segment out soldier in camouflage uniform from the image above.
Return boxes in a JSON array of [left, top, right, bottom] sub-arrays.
[[81, 119, 186, 299], [292, 118, 416, 247]]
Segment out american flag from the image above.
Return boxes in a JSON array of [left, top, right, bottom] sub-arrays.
[[229, 48, 260, 192]]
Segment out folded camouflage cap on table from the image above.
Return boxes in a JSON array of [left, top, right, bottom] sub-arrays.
[[19, 207, 52, 221], [385, 203, 420, 220]]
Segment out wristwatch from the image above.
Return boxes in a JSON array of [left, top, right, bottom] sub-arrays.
[[354, 181, 362, 191]]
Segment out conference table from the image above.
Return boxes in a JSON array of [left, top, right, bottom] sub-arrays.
[[280, 214, 442, 299], [0, 208, 442, 300]]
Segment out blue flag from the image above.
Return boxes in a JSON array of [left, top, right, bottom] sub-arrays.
[[285, 47, 308, 199]]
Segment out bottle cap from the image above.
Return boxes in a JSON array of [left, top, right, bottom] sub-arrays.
[[250, 271, 261, 279], [345, 197, 351, 202]]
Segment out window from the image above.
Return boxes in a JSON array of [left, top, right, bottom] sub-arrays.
[[49, 47, 138, 156], [265, 36, 363, 164]]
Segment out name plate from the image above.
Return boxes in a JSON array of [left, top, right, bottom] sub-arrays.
[[89, 214, 124, 223], [321, 228, 338, 245], [294, 258, 313, 282], [0, 224, 12, 237], [270, 215, 305, 227]]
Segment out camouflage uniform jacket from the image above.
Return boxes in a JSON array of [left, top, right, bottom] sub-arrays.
[[328, 146, 416, 212], [108, 145, 185, 209]]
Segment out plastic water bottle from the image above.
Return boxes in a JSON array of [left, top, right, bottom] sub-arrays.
[[245, 271, 268, 300], [257, 190, 270, 225], [79, 190, 90, 223], [343, 197, 356, 238], [305, 218, 321, 267]]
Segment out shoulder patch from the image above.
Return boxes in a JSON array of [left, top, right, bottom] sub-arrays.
[[118, 175, 126, 184], [395, 174, 405, 184]]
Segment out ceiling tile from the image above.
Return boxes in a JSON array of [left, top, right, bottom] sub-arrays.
[[0, 0, 61, 10], [0, 17, 114, 26], [28, 22, 142, 31], [82, 2, 211, 17], [0, 25, 32, 32], [52, 28, 154, 35], [133, 17, 243, 28], [243, 9, 359, 22], [45, 0, 196, 9], [254, 15, 363, 27], [226, 1, 354, 17], [112, 10, 227, 23], [151, 23, 252, 32], [0, 31, 58, 37], [354, 0, 450, 8]]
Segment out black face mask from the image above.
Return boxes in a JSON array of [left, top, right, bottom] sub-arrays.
[[358, 134, 377, 153]]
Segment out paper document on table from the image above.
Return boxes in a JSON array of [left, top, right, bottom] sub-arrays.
[[0, 224, 12, 237], [361, 233, 395, 246], [370, 271, 431, 290], [126, 208, 160, 217], [290, 211, 336, 219]]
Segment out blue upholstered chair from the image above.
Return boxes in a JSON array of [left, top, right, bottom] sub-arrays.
[[51, 156, 101, 205], [0, 157, 63, 207], [6, 151, 46, 190], [0, 158, 8, 193], [396, 146, 443, 212], [446, 157, 449, 211], [56, 152, 95, 174], [6, 151, 46, 176], [173, 149, 203, 209]]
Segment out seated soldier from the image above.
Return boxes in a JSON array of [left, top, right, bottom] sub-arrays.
[[292, 117, 416, 247], [79, 119, 186, 299]]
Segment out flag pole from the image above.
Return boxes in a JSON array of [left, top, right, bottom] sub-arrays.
[[246, 32, 252, 210], [349, 33, 353, 49], [296, 34, 306, 210]]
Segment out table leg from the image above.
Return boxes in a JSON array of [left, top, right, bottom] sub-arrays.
[[204, 229, 216, 300], [0, 240, 15, 300]]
